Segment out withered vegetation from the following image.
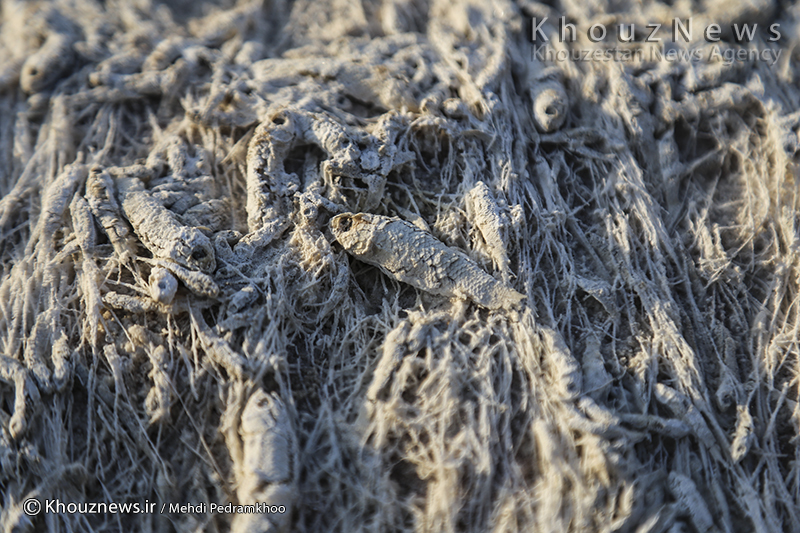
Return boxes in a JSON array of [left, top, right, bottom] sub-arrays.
[[1, 0, 799, 532]]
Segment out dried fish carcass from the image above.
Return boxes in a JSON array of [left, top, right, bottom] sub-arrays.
[[116, 176, 216, 273], [465, 180, 511, 279], [330, 212, 524, 310], [231, 389, 297, 533]]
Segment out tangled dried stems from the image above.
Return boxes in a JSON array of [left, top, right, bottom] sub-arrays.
[[0, 0, 799, 531]]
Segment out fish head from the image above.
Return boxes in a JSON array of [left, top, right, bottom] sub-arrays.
[[330, 212, 375, 256]]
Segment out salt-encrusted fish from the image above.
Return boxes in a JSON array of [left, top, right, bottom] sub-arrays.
[[465, 181, 510, 279], [531, 79, 568, 133], [148, 266, 178, 304], [330, 212, 525, 310], [20, 20, 76, 94], [232, 389, 297, 533], [117, 177, 216, 273], [85, 168, 137, 265]]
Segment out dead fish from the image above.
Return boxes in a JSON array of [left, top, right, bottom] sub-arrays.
[[330, 212, 524, 310]]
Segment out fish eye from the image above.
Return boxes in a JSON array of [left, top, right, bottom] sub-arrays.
[[338, 216, 352, 233]]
